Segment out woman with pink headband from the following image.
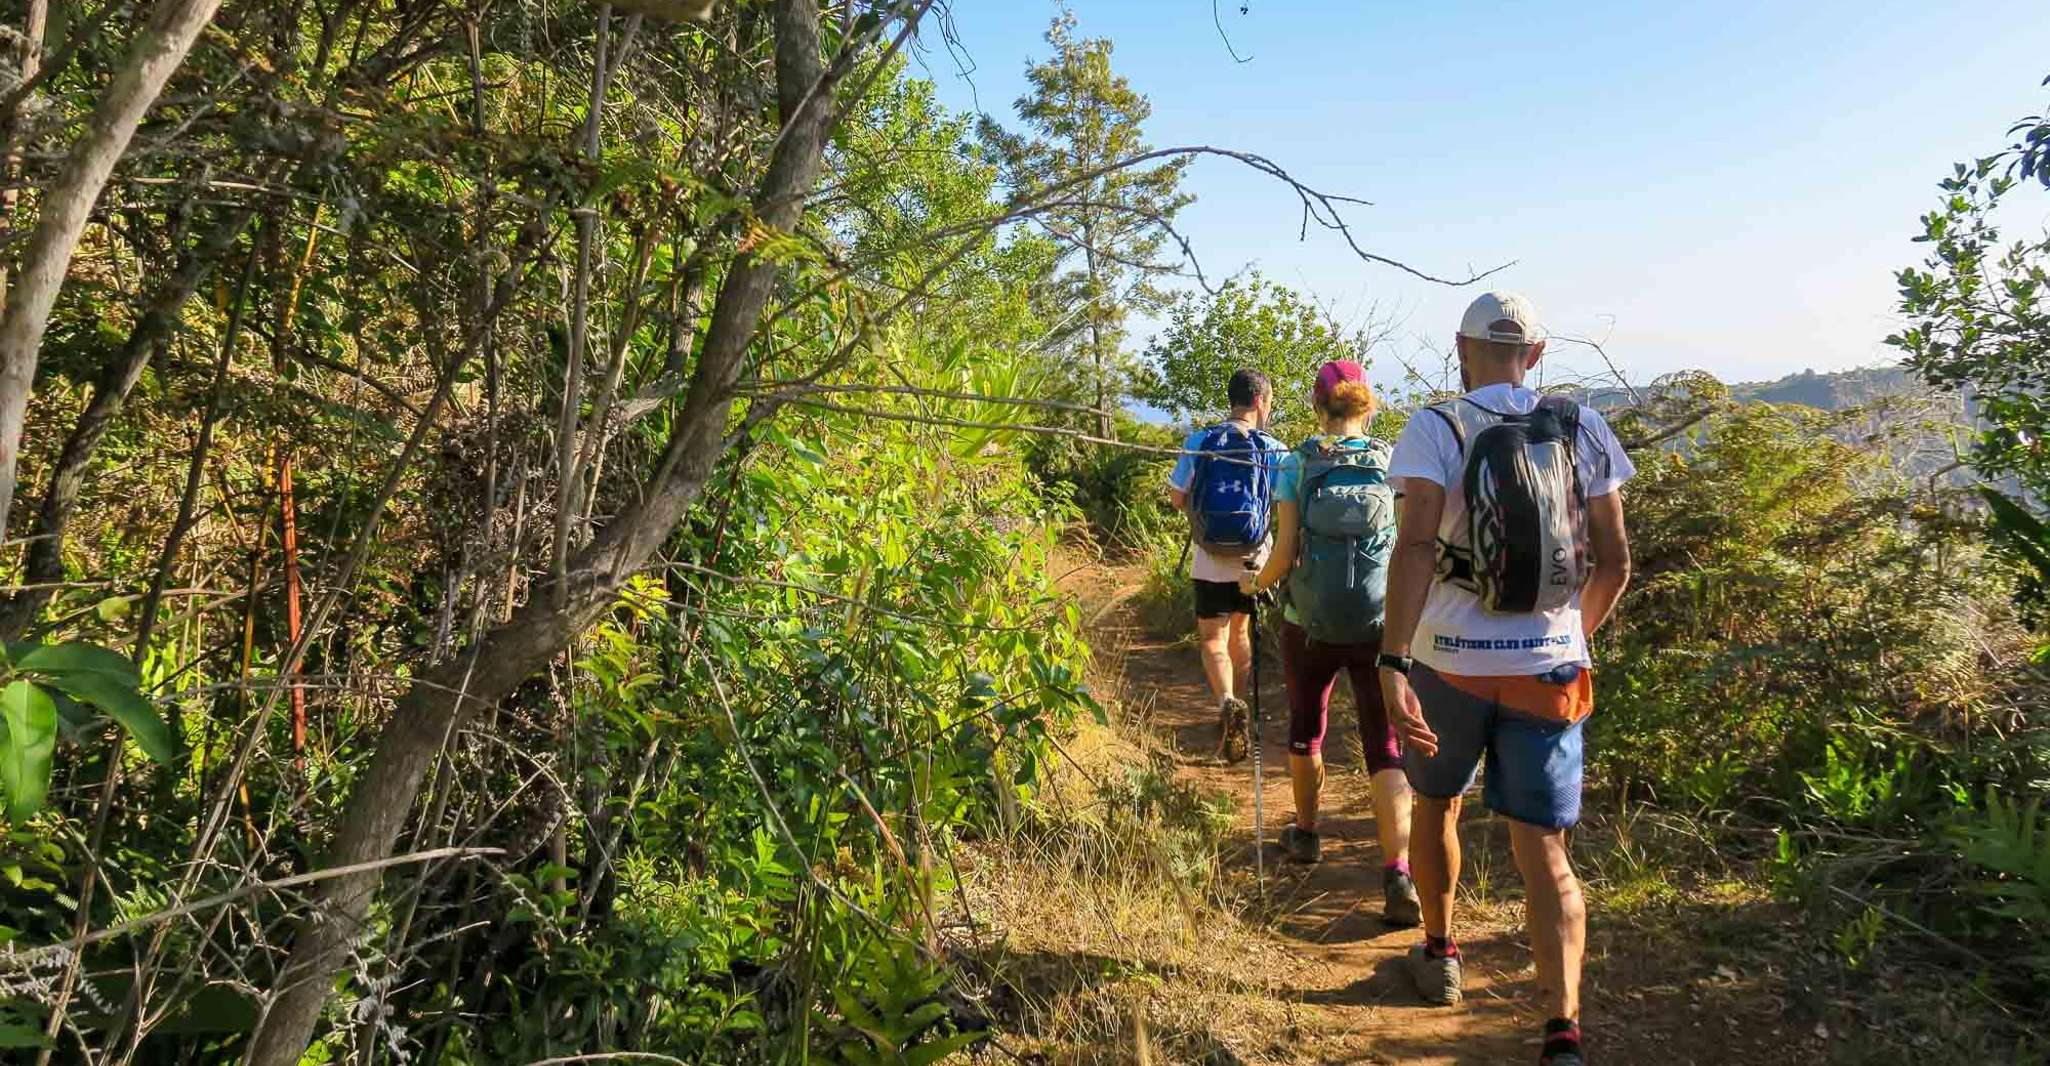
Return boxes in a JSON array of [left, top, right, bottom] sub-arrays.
[[1241, 359, 1418, 926]]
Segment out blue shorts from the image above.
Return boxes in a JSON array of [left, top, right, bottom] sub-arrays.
[[1403, 663, 1586, 829]]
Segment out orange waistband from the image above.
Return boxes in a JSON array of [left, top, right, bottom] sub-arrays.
[[1432, 667, 1594, 724]]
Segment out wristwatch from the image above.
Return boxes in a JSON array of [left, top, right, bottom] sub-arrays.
[[1376, 652, 1413, 675]]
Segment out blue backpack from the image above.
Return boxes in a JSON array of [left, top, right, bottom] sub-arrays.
[[1186, 422, 1277, 557], [1288, 437, 1396, 644]]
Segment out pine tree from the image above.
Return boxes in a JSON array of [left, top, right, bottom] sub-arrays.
[[983, 11, 1192, 438]]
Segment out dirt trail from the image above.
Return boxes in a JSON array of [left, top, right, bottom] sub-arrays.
[[1061, 554, 1807, 1066]]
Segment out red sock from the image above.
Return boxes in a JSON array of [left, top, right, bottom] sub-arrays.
[[1425, 934, 1458, 958], [1387, 858, 1412, 878], [1542, 1018, 1581, 1058]]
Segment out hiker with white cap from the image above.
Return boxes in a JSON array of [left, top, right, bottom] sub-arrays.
[[1378, 291, 1635, 1066]]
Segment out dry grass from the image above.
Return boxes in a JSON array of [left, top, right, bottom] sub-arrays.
[[947, 551, 1316, 1064], [955, 841, 1307, 1064]]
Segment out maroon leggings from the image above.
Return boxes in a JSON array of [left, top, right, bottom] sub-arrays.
[[1278, 619, 1403, 770]]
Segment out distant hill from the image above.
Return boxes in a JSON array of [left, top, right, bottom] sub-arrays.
[[1571, 362, 1975, 486], [1729, 364, 1922, 410], [1577, 364, 1931, 413]]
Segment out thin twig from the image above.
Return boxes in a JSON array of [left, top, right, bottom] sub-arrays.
[[0, 847, 504, 972], [1211, 0, 1253, 63]]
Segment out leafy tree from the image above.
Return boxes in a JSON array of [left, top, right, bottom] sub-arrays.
[[1137, 272, 1368, 430], [1890, 76, 2050, 499], [982, 10, 1192, 438]]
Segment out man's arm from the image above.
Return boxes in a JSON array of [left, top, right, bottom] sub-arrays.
[[1169, 486, 1190, 514], [1379, 477, 1445, 756], [1381, 478, 1445, 658], [1580, 489, 1631, 639]]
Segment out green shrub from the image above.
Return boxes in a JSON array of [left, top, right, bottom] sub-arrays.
[[1024, 417, 1181, 554]]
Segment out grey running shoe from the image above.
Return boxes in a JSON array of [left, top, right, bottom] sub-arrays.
[[1539, 1051, 1584, 1066], [1217, 697, 1249, 763], [1279, 824, 1322, 863], [1406, 944, 1463, 1006], [1383, 866, 1423, 928]]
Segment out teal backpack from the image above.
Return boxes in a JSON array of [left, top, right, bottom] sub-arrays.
[[1288, 438, 1396, 644]]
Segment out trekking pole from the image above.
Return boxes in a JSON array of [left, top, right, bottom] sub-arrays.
[[1244, 557, 1265, 895]]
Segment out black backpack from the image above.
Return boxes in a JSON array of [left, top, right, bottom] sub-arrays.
[[1427, 395, 1592, 614]]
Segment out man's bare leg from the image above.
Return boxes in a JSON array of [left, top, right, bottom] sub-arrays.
[[1195, 614, 1235, 705], [1413, 794, 1462, 939], [1196, 614, 1242, 758], [1510, 820, 1585, 1023], [1369, 767, 1413, 863], [1227, 610, 1252, 696]]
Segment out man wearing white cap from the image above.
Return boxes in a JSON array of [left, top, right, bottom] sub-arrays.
[[1376, 291, 1635, 1066]]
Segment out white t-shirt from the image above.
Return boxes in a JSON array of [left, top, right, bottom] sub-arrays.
[[1166, 422, 1285, 583], [1387, 383, 1635, 676]]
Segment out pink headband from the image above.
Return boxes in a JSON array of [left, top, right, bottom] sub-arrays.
[[1314, 360, 1366, 406]]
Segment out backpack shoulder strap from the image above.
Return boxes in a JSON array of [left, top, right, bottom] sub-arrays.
[[1537, 394, 1582, 427], [1298, 440, 1383, 495], [1426, 402, 1465, 453], [1361, 438, 1394, 477], [1537, 396, 1590, 498], [1294, 438, 1338, 491], [1535, 396, 1584, 455], [1197, 422, 1265, 478], [1185, 426, 1225, 495], [1459, 396, 1512, 419]]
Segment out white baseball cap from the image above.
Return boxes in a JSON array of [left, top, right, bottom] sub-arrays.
[[1458, 290, 1545, 345]]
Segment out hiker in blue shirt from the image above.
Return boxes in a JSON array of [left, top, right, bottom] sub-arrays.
[[1166, 368, 1286, 761]]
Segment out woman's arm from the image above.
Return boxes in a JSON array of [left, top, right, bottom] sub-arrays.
[[1242, 499, 1298, 594]]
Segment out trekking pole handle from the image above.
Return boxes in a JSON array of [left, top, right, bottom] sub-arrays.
[[1242, 556, 1275, 608]]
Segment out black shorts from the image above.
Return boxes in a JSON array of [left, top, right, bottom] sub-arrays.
[[1192, 578, 1255, 619]]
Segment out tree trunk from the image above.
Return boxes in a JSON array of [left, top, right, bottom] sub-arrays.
[[1082, 240, 1112, 439], [0, 207, 254, 640], [1082, 224, 1115, 440], [552, 5, 612, 603], [0, 0, 49, 309], [0, 0, 225, 542], [238, 3, 839, 1062]]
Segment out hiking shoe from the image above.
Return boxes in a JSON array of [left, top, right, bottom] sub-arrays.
[[1217, 697, 1249, 763], [1383, 866, 1423, 928], [1539, 1019, 1585, 1065], [1279, 824, 1322, 864], [1405, 944, 1463, 1006]]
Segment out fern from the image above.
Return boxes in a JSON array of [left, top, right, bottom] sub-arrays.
[[1951, 788, 2050, 936]]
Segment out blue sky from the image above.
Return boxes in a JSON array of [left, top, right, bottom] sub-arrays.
[[918, 1, 2050, 389]]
